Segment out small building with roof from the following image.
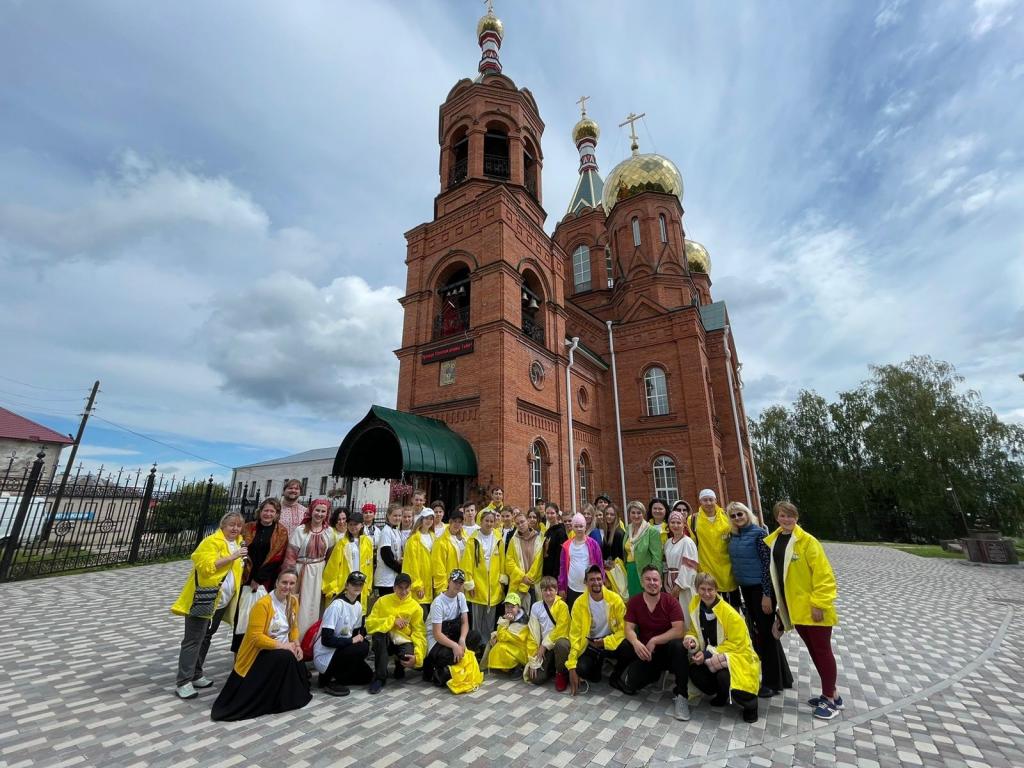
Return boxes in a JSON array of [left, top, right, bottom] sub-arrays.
[[0, 407, 73, 485]]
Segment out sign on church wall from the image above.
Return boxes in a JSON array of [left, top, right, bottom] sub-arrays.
[[421, 339, 474, 364]]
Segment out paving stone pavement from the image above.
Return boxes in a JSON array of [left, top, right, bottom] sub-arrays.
[[0, 543, 1021, 768]]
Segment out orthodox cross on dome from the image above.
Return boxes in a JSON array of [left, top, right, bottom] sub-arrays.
[[576, 95, 590, 116], [619, 111, 645, 155], [483, 0, 494, 11]]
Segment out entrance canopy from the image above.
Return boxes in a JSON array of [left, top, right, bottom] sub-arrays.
[[332, 405, 477, 479]]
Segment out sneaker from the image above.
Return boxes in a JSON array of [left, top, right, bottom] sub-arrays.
[[325, 683, 350, 697], [672, 695, 691, 721], [192, 676, 213, 689], [554, 671, 568, 692], [368, 679, 384, 695], [175, 683, 197, 699], [807, 694, 844, 710], [813, 700, 840, 720], [317, 673, 331, 690]]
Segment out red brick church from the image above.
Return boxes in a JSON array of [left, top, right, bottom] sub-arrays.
[[334, 6, 760, 515]]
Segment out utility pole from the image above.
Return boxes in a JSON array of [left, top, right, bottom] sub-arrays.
[[40, 380, 99, 541]]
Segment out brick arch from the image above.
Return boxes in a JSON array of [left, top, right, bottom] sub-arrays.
[[427, 250, 479, 289], [638, 362, 673, 416], [479, 113, 515, 134], [516, 259, 552, 302]]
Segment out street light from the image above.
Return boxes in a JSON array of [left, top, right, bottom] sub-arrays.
[[945, 485, 970, 535]]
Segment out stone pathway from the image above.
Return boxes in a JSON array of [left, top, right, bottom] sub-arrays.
[[0, 544, 1021, 767]]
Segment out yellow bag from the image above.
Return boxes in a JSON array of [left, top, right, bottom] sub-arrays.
[[606, 559, 630, 601], [447, 649, 484, 694]]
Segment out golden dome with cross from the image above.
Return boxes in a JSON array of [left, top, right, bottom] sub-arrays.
[[602, 112, 683, 214]]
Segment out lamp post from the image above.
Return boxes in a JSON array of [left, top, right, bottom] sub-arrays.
[[945, 485, 970, 535]]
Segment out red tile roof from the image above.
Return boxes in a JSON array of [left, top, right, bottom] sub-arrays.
[[0, 407, 74, 445]]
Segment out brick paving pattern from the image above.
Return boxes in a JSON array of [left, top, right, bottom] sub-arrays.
[[0, 543, 1021, 767]]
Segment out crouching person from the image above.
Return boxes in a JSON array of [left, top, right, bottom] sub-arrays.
[[365, 573, 426, 694], [313, 571, 373, 696], [684, 572, 761, 723], [524, 576, 570, 689], [422, 569, 484, 687], [486, 592, 530, 672], [566, 565, 627, 695]]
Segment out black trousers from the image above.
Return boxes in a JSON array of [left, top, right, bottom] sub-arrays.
[[616, 639, 688, 696], [421, 629, 485, 684], [370, 634, 413, 682], [575, 644, 627, 683], [323, 640, 373, 686], [689, 662, 758, 717], [565, 589, 583, 610], [739, 583, 793, 692]]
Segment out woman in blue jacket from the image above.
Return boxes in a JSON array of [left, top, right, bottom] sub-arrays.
[[726, 502, 792, 698]]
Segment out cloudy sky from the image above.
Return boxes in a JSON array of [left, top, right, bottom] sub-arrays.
[[1, 0, 1021, 483]]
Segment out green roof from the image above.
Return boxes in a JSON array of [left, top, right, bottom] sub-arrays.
[[332, 405, 478, 479], [567, 169, 605, 215], [699, 301, 727, 331]]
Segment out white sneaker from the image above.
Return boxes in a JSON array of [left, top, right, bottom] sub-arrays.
[[672, 694, 691, 721], [175, 683, 197, 699], [192, 676, 213, 689]]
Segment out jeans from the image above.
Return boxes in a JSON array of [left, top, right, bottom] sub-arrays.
[[616, 638, 689, 696]]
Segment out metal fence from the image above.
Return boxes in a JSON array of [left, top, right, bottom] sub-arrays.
[[0, 449, 268, 582]]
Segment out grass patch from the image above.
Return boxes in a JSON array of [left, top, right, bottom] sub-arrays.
[[885, 544, 964, 559]]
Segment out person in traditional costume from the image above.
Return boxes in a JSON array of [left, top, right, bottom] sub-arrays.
[[231, 497, 289, 652], [663, 510, 699, 614], [624, 501, 662, 597], [365, 573, 426, 694], [283, 498, 337, 638], [210, 568, 311, 721], [486, 592, 530, 672], [460, 509, 505, 635], [313, 570, 373, 696], [172, 511, 246, 700], [524, 576, 570, 689], [422, 569, 485, 686], [278, 479, 307, 535], [688, 489, 739, 607], [504, 510, 542, 611], [558, 513, 604, 609], [323, 509, 374, 612]]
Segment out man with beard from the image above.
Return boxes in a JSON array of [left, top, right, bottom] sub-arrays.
[[279, 479, 307, 535], [566, 565, 626, 695]]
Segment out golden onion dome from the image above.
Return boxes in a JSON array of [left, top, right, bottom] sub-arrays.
[[684, 239, 712, 273], [602, 152, 684, 214], [477, 11, 504, 40], [572, 115, 600, 144]]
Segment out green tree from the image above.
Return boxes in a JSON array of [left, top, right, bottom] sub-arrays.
[[148, 480, 232, 534]]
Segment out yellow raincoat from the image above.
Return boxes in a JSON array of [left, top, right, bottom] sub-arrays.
[[487, 609, 530, 670], [447, 649, 484, 694], [432, 528, 467, 593], [365, 592, 426, 668], [764, 524, 838, 629], [686, 596, 760, 695], [170, 528, 244, 623], [524, 597, 569, 657], [460, 530, 506, 608], [321, 534, 374, 611], [404, 531, 436, 606], [477, 502, 503, 526], [566, 588, 626, 670], [691, 507, 737, 591], [505, 532, 542, 597]]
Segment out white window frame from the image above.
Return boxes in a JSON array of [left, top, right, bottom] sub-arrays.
[[572, 245, 591, 292], [659, 214, 668, 243], [644, 366, 669, 416], [530, 442, 544, 505], [578, 454, 590, 509], [653, 456, 680, 505], [632, 217, 641, 246]]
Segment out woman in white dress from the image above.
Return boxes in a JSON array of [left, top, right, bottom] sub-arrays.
[[284, 498, 337, 638], [663, 510, 699, 614]]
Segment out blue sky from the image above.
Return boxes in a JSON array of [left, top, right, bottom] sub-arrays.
[[1, 0, 1021, 484]]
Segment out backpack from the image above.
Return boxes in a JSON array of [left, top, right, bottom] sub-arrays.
[[300, 618, 323, 662]]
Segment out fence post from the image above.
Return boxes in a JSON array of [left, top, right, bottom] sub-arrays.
[[0, 449, 45, 581], [128, 465, 158, 564], [194, 476, 215, 546]]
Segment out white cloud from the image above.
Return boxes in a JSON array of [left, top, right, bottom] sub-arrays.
[[971, 0, 1015, 38], [874, 0, 907, 30]]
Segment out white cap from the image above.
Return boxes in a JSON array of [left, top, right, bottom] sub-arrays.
[[414, 508, 436, 524], [698, 488, 717, 501]]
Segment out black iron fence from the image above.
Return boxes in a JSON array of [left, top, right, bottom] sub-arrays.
[[0, 449, 266, 582]]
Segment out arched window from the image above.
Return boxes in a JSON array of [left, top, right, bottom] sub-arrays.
[[632, 217, 641, 247], [484, 124, 510, 180], [578, 453, 591, 509], [530, 441, 546, 506], [523, 137, 539, 197], [572, 245, 591, 292], [653, 456, 679, 504], [435, 265, 471, 339], [605, 246, 614, 288], [521, 270, 544, 345], [659, 214, 668, 243], [644, 366, 669, 416], [448, 126, 469, 188]]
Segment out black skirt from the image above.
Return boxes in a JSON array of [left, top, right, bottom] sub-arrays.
[[211, 649, 311, 722]]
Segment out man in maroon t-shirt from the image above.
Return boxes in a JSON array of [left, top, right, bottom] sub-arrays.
[[619, 564, 691, 720]]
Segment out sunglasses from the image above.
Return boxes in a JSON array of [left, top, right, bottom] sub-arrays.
[[728, 513, 747, 519]]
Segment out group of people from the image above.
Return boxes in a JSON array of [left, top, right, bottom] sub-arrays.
[[171, 480, 842, 724]]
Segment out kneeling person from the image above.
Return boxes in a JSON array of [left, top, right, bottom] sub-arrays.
[[313, 570, 373, 696], [487, 591, 529, 672], [619, 565, 691, 720], [524, 576, 570, 689], [365, 573, 426, 694], [566, 565, 626, 695], [422, 569, 484, 686]]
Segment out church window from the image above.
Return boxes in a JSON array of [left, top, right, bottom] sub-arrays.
[[436, 265, 471, 340], [659, 214, 668, 243], [572, 245, 591, 292], [653, 456, 679, 505], [605, 246, 614, 287], [578, 453, 591, 509], [521, 270, 544, 346], [530, 441, 546, 505], [449, 127, 469, 188], [632, 217, 641, 247], [523, 138, 539, 197], [484, 124, 510, 180], [644, 366, 669, 416]]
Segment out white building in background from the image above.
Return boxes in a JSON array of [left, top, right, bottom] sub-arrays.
[[230, 448, 391, 517]]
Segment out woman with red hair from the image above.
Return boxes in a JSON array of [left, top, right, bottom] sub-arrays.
[[283, 498, 337, 638]]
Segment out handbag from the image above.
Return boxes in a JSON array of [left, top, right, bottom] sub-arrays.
[[188, 570, 225, 619], [447, 649, 483, 694]]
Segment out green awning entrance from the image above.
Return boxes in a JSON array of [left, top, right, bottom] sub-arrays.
[[332, 405, 478, 479]]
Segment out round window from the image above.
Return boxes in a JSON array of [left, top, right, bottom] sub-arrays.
[[529, 360, 545, 390], [577, 386, 589, 409]]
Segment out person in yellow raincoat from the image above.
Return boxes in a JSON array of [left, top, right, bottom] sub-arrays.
[[432, 507, 468, 595], [477, 487, 504, 525], [684, 572, 760, 723], [460, 509, 505, 635], [403, 509, 437, 617], [364, 573, 426, 694], [505, 510, 542, 610], [524, 576, 571, 689], [765, 500, 842, 720], [566, 566, 627, 694], [322, 509, 374, 612], [689, 489, 738, 606], [486, 592, 530, 671]]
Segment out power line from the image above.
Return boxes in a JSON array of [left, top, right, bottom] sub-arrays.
[[91, 414, 234, 470], [0, 398, 81, 420], [0, 374, 85, 392], [0, 387, 89, 403]]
